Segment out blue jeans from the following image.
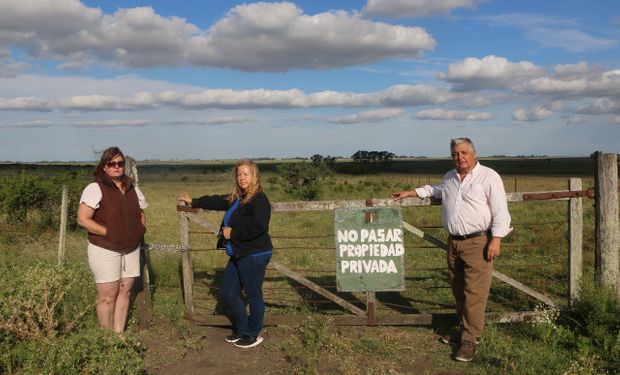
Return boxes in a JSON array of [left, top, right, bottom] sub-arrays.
[[219, 253, 271, 337]]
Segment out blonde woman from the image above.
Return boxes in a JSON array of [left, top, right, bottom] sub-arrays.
[[179, 160, 272, 348]]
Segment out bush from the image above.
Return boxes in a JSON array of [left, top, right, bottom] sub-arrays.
[[475, 285, 620, 374], [0, 262, 94, 341], [0, 261, 144, 374], [0, 171, 89, 232], [0, 172, 48, 224], [46, 171, 91, 231], [277, 162, 333, 201], [563, 284, 620, 373], [1, 328, 144, 375]]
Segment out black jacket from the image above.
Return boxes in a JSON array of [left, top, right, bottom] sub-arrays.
[[191, 191, 273, 258]]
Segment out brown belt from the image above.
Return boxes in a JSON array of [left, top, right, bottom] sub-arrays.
[[449, 230, 491, 241]]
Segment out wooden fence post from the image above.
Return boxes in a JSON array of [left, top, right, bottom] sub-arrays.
[[179, 211, 195, 317], [568, 178, 583, 306], [125, 156, 151, 330], [57, 184, 68, 266], [365, 198, 376, 325], [594, 152, 619, 297]]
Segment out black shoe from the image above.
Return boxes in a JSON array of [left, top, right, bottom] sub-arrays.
[[234, 335, 263, 348], [225, 333, 243, 343], [440, 334, 459, 346]]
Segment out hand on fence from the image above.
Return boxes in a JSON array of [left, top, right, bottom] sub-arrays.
[[178, 192, 192, 205], [391, 190, 417, 201]]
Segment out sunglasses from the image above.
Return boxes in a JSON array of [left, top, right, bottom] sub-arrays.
[[106, 160, 125, 168]]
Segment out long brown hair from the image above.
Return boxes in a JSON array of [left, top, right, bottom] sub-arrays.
[[93, 146, 126, 180], [229, 159, 262, 205]]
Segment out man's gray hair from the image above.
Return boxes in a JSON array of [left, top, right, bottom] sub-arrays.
[[450, 138, 475, 152]]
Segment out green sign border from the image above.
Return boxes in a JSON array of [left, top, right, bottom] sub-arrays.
[[335, 207, 405, 292]]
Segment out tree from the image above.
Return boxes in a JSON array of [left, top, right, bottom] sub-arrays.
[[350, 150, 395, 173], [277, 154, 335, 200]]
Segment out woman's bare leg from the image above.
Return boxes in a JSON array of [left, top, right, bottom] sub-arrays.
[[113, 277, 136, 333]]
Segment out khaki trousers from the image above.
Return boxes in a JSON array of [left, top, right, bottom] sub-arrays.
[[447, 235, 493, 344]]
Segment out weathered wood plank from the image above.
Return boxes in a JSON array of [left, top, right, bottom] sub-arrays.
[[269, 260, 367, 316], [57, 184, 68, 266], [136, 245, 152, 330], [569, 178, 583, 307], [402, 221, 557, 307], [186, 213, 219, 234], [272, 197, 435, 211], [179, 212, 195, 316], [125, 156, 151, 330], [269, 190, 593, 213], [594, 152, 619, 296], [187, 311, 543, 326]]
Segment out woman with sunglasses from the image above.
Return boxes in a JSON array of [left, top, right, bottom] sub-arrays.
[[77, 146, 147, 333], [178, 159, 272, 348]]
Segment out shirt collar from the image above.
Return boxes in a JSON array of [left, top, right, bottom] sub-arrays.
[[454, 161, 480, 180]]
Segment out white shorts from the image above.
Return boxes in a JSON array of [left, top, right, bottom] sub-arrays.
[[87, 242, 141, 283]]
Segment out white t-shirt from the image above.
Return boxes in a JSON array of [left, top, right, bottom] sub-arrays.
[[80, 182, 148, 210]]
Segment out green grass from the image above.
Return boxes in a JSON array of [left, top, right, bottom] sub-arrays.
[[0, 158, 615, 374]]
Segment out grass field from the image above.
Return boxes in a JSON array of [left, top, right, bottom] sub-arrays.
[[1, 157, 617, 374]]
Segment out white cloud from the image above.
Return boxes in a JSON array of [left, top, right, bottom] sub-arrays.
[[168, 117, 252, 126], [190, 3, 435, 71], [438, 55, 546, 91], [614, 116, 620, 124], [0, 96, 50, 111], [378, 84, 456, 106], [0, 0, 435, 71], [566, 116, 587, 125], [516, 69, 620, 98], [554, 61, 602, 79], [414, 108, 492, 121], [576, 98, 620, 115], [328, 108, 405, 124], [73, 119, 150, 127], [478, 14, 617, 53], [0, 119, 51, 128], [362, 0, 482, 18], [0, 50, 31, 77], [512, 107, 553, 122], [0, 74, 459, 111], [512, 100, 562, 122]]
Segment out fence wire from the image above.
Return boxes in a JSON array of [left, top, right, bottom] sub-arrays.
[[141, 243, 186, 253]]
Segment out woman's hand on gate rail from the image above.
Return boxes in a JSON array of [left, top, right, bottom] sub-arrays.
[[178, 192, 192, 205]]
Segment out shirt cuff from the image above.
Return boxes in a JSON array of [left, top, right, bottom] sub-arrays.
[[491, 227, 513, 238]]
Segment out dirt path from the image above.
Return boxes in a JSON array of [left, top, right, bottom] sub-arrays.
[[138, 318, 469, 375], [140, 322, 291, 375]]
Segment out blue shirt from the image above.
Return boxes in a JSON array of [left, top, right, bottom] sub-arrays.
[[223, 197, 272, 257]]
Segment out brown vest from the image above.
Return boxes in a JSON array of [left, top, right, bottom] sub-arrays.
[[88, 175, 146, 253]]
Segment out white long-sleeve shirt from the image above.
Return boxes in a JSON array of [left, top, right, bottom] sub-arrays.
[[415, 162, 512, 238]]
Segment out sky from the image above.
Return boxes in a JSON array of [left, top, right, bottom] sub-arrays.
[[0, 0, 619, 162]]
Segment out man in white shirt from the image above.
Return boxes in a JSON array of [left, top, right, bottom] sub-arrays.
[[392, 138, 511, 362]]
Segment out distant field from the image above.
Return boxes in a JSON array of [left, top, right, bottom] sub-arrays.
[[0, 155, 603, 177]]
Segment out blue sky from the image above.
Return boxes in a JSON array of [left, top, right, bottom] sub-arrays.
[[0, 0, 618, 161]]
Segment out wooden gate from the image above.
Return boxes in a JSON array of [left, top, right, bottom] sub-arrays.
[[175, 180, 594, 326]]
